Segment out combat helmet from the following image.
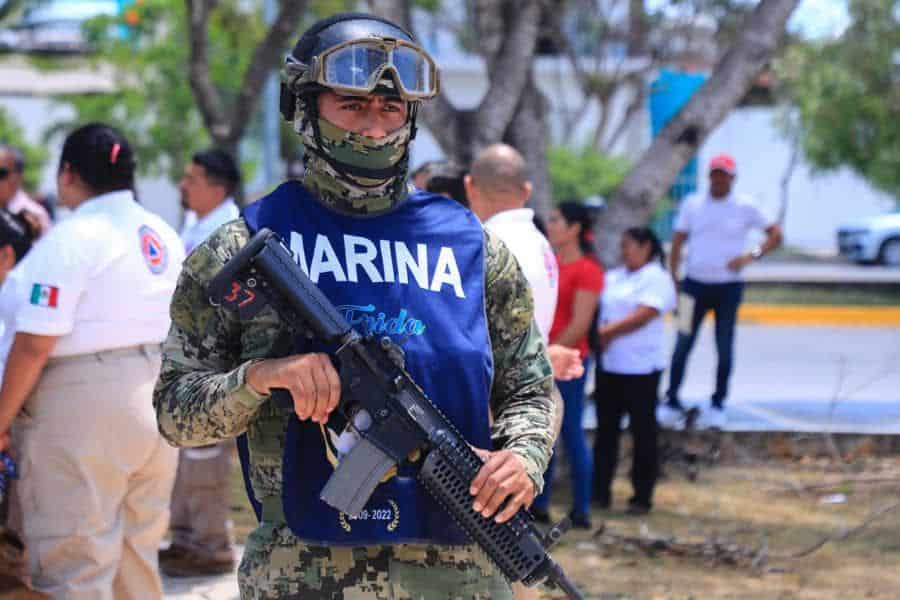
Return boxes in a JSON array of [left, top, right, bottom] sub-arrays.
[[280, 12, 439, 186]]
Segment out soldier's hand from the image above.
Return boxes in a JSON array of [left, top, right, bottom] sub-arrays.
[[469, 448, 535, 524], [246, 354, 340, 424]]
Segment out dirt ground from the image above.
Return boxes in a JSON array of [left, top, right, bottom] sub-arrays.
[[228, 447, 900, 600]]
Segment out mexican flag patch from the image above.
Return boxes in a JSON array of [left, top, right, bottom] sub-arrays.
[[30, 284, 59, 308]]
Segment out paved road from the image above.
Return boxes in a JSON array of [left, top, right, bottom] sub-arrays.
[[742, 261, 900, 284], [586, 322, 900, 433]]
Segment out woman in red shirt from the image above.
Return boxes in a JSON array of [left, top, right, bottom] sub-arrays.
[[531, 202, 604, 529]]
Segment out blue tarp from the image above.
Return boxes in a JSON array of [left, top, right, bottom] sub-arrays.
[[649, 69, 708, 197]]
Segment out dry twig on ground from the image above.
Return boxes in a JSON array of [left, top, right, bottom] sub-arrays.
[[768, 500, 900, 560], [769, 476, 900, 496], [592, 500, 900, 571]]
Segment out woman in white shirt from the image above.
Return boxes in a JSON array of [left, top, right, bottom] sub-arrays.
[[0, 124, 184, 598], [593, 227, 675, 515]]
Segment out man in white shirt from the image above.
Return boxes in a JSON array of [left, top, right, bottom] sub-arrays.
[[161, 149, 241, 577], [179, 149, 241, 254], [0, 145, 52, 235], [466, 145, 557, 338], [466, 144, 582, 377], [466, 142, 581, 600], [661, 154, 782, 430]]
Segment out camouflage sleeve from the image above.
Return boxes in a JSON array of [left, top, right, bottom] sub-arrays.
[[153, 220, 269, 447], [484, 230, 555, 495]]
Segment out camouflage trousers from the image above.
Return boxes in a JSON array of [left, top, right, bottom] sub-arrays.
[[238, 522, 513, 599]]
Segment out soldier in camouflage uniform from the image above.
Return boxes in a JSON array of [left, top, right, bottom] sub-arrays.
[[153, 12, 555, 599]]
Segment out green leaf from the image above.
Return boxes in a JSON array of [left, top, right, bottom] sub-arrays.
[[775, 0, 900, 200], [548, 145, 630, 203]]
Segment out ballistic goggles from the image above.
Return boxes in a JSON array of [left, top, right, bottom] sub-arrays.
[[285, 37, 439, 101]]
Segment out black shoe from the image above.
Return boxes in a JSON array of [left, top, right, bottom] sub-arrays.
[[158, 543, 189, 562], [530, 507, 551, 524], [159, 548, 235, 577], [625, 500, 651, 516], [569, 510, 592, 530], [592, 494, 611, 510]]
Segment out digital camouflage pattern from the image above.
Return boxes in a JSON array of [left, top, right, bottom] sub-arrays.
[[239, 523, 511, 599], [153, 209, 554, 598], [300, 116, 411, 214]]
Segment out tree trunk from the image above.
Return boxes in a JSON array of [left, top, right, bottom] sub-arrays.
[[370, 0, 548, 209], [504, 77, 552, 217], [778, 139, 799, 224], [627, 0, 648, 57], [365, 0, 411, 34], [185, 0, 307, 189], [594, 0, 801, 266]]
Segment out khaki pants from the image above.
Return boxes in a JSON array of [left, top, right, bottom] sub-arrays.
[[169, 442, 234, 559], [13, 345, 177, 600]]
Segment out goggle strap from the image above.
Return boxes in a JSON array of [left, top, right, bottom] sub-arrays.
[[408, 103, 419, 141]]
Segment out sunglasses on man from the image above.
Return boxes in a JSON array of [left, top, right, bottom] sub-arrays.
[[0, 168, 12, 180]]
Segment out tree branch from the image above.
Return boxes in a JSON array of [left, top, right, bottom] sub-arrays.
[[770, 500, 900, 560], [227, 0, 308, 146], [366, 0, 464, 160], [186, 0, 229, 142], [419, 92, 463, 157], [596, 0, 801, 267], [505, 77, 551, 215], [603, 73, 649, 152], [475, 0, 543, 146]]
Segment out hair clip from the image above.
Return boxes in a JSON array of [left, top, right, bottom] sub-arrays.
[[110, 143, 121, 165]]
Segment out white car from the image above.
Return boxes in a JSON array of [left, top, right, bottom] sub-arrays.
[[837, 212, 900, 266]]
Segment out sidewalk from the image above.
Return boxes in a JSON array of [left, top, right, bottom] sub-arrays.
[[585, 322, 900, 435], [742, 261, 900, 284]]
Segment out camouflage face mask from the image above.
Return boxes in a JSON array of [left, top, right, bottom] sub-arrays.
[[299, 114, 412, 214]]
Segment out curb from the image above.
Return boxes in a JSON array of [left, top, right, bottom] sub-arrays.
[[736, 304, 900, 327]]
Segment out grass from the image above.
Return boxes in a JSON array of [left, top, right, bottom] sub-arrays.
[[744, 283, 900, 306], [228, 455, 900, 599], [536, 459, 900, 599]]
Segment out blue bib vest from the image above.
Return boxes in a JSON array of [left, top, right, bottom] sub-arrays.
[[240, 181, 493, 546]]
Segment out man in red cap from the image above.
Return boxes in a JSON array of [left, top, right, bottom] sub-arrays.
[[659, 153, 782, 430]]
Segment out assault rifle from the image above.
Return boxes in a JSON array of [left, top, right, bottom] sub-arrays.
[[208, 228, 584, 600]]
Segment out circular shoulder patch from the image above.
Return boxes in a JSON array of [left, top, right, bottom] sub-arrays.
[[139, 225, 169, 274]]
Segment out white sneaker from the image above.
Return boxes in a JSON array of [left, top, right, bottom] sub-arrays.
[[703, 406, 727, 430], [656, 404, 685, 430]]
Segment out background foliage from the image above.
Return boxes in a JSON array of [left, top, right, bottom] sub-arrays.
[[548, 145, 630, 203], [0, 106, 47, 192], [776, 0, 900, 200]]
